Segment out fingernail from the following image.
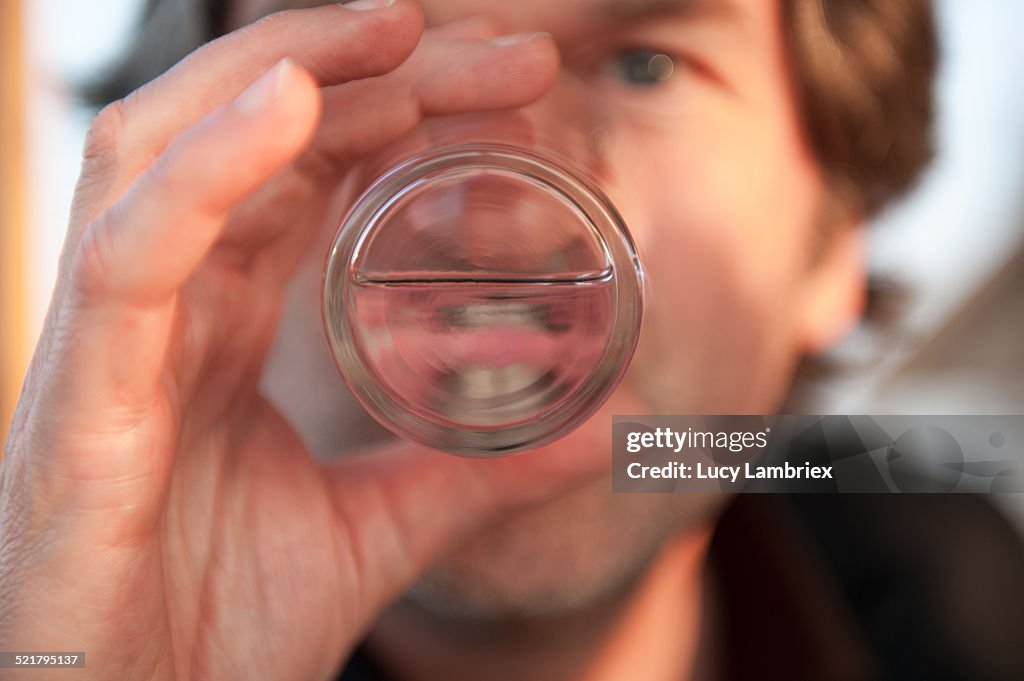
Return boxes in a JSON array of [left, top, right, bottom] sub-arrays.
[[489, 32, 551, 47], [234, 58, 294, 114], [340, 0, 395, 11]]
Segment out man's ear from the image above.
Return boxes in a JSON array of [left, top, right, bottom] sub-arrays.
[[795, 221, 866, 354]]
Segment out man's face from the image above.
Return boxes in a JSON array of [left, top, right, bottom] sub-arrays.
[[255, 0, 859, 616]]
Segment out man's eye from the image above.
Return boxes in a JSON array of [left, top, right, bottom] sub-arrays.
[[609, 50, 677, 87]]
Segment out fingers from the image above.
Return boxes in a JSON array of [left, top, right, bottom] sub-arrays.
[[75, 59, 321, 306], [10, 60, 319, 524], [310, 32, 559, 161], [42, 59, 319, 450], [78, 0, 425, 219]]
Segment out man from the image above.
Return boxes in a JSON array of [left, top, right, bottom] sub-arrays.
[[4, 1, 1022, 679]]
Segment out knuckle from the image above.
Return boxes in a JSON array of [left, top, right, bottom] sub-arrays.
[[71, 214, 118, 301], [82, 99, 126, 167]]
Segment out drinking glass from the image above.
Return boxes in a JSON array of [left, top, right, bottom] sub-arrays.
[[322, 114, 644, 455]]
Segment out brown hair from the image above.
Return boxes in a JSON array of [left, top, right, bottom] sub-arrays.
[[783, 0, 937, 218], [83, 0, 938, 218]]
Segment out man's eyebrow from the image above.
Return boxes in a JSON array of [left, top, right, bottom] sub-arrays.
[[597, 0, 737, 24]]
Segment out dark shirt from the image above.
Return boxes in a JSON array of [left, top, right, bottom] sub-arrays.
[[336, 495, 1024, 681]]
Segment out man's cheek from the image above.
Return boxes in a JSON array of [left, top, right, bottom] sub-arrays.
[[620, 209, 799, 414]]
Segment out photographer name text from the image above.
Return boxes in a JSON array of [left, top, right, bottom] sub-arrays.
[[622, 426, 832, 482]]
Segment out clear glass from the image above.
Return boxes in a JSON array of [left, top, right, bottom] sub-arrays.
[[323, 123, 644, 456]]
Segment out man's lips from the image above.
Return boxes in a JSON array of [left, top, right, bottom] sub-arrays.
[[439, 327, 563, 369]]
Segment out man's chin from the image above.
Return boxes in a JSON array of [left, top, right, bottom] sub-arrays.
[[402, 478, 725, 622]]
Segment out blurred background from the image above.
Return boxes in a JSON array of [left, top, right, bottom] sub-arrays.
[[1, 1, 1023, 516]]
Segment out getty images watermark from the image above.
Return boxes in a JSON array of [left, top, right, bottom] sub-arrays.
[[612, 416, 1024, 493]]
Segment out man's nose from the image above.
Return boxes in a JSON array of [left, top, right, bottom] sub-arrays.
[[442, 168, 612, 278], [441, 79, 615, 274], [355, 99, 614, 282]]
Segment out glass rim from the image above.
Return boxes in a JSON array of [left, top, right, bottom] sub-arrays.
[[322, 142, 645, 456]]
